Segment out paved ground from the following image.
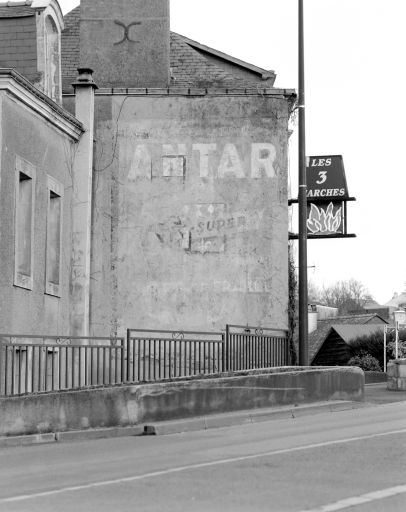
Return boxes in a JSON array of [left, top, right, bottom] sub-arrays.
[[364, 382, 406, 404], [0, 382, 405, 512]]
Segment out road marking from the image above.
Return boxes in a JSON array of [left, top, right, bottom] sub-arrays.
[[302, 484, 406, 511], [1, 428, 406, 504]]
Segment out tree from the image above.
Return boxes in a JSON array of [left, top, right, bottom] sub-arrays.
[[318, 278, 372, 315], [288, 245, 297, 365], [308, 279, 321, 303]]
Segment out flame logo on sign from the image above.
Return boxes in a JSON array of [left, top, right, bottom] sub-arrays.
[[307, 202, 342, 234]]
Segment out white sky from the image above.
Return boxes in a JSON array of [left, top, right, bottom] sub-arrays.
[[57, 0, 406, 305]]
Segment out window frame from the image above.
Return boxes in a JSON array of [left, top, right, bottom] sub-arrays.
[[14, 156, 36, 290], [45, 175, 63, 297]]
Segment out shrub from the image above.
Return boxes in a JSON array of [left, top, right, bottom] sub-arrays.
[[349, 330, 385, 366], [386, 340, 406, 359], [347, 351, 381, 371]]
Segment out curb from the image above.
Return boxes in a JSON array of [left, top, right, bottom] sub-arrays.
[[0, 426, 145, 448], [0, 433, 56, 448], [55, 425, 145, 442], [0, 400, 366, 447], [142, 400, 366, 436]]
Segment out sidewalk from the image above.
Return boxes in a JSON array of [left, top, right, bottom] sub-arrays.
[[364, 381, 406, 405]]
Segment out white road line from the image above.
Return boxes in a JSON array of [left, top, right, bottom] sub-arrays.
[[302, 484, 406, 511], [1, 428, 406, 504]]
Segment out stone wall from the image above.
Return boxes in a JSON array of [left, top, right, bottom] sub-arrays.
[[89, 91, 290, 335], [0, 367, 364, 437], [387, 359, 406, 390]]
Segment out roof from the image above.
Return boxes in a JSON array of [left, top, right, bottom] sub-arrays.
[[0, 4, 35, 17], [332, 324, 386, 344], [174, 33, 276, 83], [308, 313, 388, 363], [61, 6, 278, 92], [384, 292, 406, 308]]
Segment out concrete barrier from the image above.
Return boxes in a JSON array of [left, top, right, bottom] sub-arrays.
[[0, 367, 364, 437], [387, 359, 406, 390]]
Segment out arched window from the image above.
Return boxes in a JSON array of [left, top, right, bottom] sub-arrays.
[[44, 15, 60, 101]]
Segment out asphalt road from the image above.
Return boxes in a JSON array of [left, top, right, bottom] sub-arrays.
[[0, 400, 405, 512]]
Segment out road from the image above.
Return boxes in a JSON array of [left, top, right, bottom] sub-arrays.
[[0, 399, 405, 511]]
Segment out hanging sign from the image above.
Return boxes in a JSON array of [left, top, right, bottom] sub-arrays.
[[301, 155, 355, 239], [289, 155, 355, 239], [307, 155, 349, 200], [307, 201, 343, 236]]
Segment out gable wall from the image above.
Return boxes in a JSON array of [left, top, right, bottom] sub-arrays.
[[88, 92, 290, 335]]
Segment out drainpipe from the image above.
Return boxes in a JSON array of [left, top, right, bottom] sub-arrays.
[[71, 68, 98, 336]]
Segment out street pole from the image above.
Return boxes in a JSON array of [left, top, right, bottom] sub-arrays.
[[298, 0, 308, 365]]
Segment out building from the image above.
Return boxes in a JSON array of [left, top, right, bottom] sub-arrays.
[[309, 314, 387, 366], [0, 0, 295, 338]]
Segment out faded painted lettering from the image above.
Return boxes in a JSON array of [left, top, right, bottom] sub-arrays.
[[217, 144, 245, 178], [193, 143, 216, 178], [251, 143, 277, 178], [128, 142, 278, 180]]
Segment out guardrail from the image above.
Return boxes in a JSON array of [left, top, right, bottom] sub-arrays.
[[225, 325, 290, 372], [0, 335, 125, 396], [126, 329, 225, 382], [0, 325, 289, 395]]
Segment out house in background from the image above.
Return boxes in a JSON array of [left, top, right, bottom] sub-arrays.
[[309, 314, 387, 366], [383, 292, 406, 323]]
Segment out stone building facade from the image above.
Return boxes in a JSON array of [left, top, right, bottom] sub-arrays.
[[0, 0, 295, 337]]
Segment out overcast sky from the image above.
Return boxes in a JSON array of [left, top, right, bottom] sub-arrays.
[[57, 0, 406, 305]]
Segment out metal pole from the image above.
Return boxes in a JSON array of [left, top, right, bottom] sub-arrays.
[[395, 321, 399, 359], [383, 325, 387, 372], [298, 0, 308, 365]]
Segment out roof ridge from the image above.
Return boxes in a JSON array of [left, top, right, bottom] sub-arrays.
[[173, 31, 275, 80]]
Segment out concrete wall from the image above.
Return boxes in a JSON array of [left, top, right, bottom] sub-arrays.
[[89, 92, 290, 335], [0, 93, 75, 334], [0, 367, 364, 437]]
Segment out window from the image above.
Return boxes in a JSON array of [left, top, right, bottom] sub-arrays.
[[45, 176, 63, 296], [14, 157, 35, 290], [44, 15, 61, 102]]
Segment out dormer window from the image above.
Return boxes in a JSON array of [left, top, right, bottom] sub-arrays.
[[34, 0, 64, 104]]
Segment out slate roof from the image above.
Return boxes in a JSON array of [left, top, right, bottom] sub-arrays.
[[332, 324, 386, 345], [308, 314, 388, 363], [0, 5, 35, 17], [61, 6, 276, 92]]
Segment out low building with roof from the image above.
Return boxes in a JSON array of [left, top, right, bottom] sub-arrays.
[[309, 314, 387, 366]]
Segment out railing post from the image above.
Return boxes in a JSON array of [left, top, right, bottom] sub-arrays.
[[121, 337, 125, 384], [225, 324, 230, 372], [0, 339, 3, 396], [126, 329, 131, 383]]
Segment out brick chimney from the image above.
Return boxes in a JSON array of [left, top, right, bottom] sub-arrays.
[[79, 0, 170, 88]]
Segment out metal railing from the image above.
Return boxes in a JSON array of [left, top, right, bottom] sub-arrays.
[[126, 329, 225, 382], [225, 325, 289, 372], [0, 335, 125, 396], [0, 325, 289, 395]]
